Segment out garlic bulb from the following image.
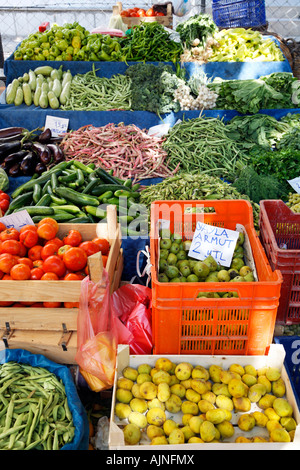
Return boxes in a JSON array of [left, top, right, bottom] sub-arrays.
[[174, 83, 218, 111]]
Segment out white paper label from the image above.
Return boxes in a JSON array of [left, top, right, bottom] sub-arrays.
[[148, 124, 170, 137], [288, 176, 300, 194], [0, 210, 34, 231], [45, 115, 69, 137], [188, 221, 239, 268]]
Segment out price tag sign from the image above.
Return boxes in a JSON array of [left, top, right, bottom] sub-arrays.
[[0, 210, 34, 231], [288, 176, 300, 194], [188, 221, 239, 268], [45, 115, 69, 137]]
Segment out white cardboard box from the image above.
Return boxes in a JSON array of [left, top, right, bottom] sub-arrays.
[[109, 344, 300, 450]]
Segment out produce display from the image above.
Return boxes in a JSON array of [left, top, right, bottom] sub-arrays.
[[0, 217, 110, 286], [13, 19, 284, 64], [115, 358, 296, 445], [13, 22, 123, 62], [1, 8, 300, 452], [0, 361, 75, 450], [0, 126, 64, 177]]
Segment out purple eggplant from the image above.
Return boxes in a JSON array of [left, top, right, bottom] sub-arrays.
[[4, 150, 29, 167], [38, 128, 52, 144], [35, 162, 47, 174], [0, 127, 25, 139], [20, 152, 37, 175], [9, 163, 21, 177], [32, 142, 52, 165], [0, 140, 22, 161], [47, 143, 65, 164]]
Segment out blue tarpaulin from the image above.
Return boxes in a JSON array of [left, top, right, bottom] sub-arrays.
[[0, 348, 90, 450], [3, 35, 292, 85]]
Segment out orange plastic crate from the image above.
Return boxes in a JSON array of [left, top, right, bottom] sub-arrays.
[[150, 200, 282, 356], [259, 200, 300, 325]]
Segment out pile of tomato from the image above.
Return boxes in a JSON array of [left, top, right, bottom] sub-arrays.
[[0, 217, 110, 308], [0, 190, 10, 215], [120, 7, 165, 17]]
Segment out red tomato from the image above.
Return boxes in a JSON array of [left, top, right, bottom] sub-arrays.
[[137, 8, 146, 16], [79, 241, 100, 258], [2, 274, 12, 280], [64, 301, 79, 308], [0, 222, 6, 232], [30, 302, 44, 308], [1, 239, 21, 255], [129, 11, 138, 16], [63, 229, 82, 247], [58, 244, 72, 258], [45, 237, 64, 248], [120, 10, 129, 16], [37, 222, 58, 241], [18, 243, 27, 257], [92, 238, 110, 255], [63, 247, 87, 272], [41, 272, 59, 280], [10, 263, 31, 280], [0, 270, 3, 280], [42, 255, 66, 277], [146, 7, 155, 16], [37, 218, 59, 231], [20, 229, 39, 248], [0, 228, 19, 241], [30, 267, 44, 280], [102, 255, 108, 268], [18, 257, 33, 269], [0, 301, 14, 306], [0, 253, 16, 273], [28, 245, 43, 261], [155, 11, 165, 16], [20, 224, 37, 234], [43, 301, 62, 308], [41, 242, 59, 260], [0, 199, 9, 214], [32, 259, 44, 269], [63, 272, 83, 281]]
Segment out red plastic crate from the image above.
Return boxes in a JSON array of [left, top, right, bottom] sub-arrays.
[[259, 200, 300, 325], [150, 199, 282, 356]]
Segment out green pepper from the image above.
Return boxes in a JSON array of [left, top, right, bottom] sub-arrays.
[[98, 50, 111, 61], [42, 49, 50, 58], [88, 52, 98, 61], [56, 39, 69, 51], [62, 51, 72, 61], [66, 46, 74, 55], [101, 44, 112, 55], [38, 34, 49, 44], [75, 50, 86, 61], [71, 35, 81, 50], [55, 55, 63, 61], [50, 45, 60, 57], [26, 48, 34, 58], [103, 34, 113, 45], [35, 53, 45, 61], [55, 30, 64, 40], [90, 39, 102, 53], [14, 51, 23, 60], [41, 42, 51, 50], [62, 29, 72, 40]]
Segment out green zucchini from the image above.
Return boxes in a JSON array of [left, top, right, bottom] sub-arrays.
[[13, 206, 54, 216]]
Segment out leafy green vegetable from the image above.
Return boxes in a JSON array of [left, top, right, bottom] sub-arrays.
[[125, 63, 181, 115], [208, 72, 297, 114], [233, 164, 288, 203], [176, 14, 218, 48], [0, 168, 9, 192]]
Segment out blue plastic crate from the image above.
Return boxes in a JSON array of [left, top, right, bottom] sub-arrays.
[[274, 336, 300, 410], [212, 0, 266, 29]]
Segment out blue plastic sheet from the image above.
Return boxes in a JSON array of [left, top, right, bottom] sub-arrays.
[[0, 348, 89, 450], [3, 35, 291, 86]]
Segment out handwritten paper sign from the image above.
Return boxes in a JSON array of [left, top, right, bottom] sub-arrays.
[[288, 176, 300, 194], [188, 221, 239, 268], [0, 210, 34, 231], [45, 115, 69, 137]]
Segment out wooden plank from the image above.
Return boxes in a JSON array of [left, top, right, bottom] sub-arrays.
[[0, 307, 78, 331], [1, 329, 77, 364]]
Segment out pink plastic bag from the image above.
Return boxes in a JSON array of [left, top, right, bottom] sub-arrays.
[[75, 271, 132, 391], [111, 284, 153, 355]]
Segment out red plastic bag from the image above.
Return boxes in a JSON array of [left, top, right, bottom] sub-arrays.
[[111, 284, 153, 355], [75, 270, 132, 391]]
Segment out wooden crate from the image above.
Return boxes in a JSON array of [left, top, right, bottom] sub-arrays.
[[109, 344, 300, 450], [113, 2, 173, 28], [0, 205, 123, 364]]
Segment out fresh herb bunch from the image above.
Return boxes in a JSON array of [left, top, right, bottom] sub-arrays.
[[125, 63, 181, 115], [176, 14, 218, 48]]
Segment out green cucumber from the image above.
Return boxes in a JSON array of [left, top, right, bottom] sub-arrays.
[[54, 186, 99, 207]]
